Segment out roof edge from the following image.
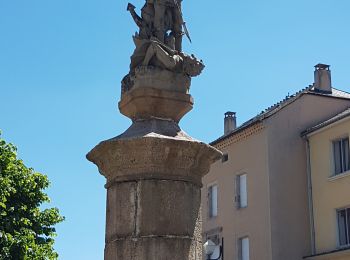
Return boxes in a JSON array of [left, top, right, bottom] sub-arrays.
[[301, 108, 350, 137], [210, 121, 262, 146], [211, 87, 350, 146]]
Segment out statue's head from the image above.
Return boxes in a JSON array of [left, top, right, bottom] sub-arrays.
[[182, 54, 205, 77]]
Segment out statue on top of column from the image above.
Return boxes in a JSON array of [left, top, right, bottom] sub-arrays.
[[122, 0, 204, 95]]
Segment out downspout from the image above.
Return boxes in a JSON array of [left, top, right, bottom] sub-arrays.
[[306, 138, 316, 254]]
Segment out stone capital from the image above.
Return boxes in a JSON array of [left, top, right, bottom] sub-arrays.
[[87, 134, 221, 188]]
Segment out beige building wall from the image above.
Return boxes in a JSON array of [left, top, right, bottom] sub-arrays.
[[266, 94, 350, 259], [202, 126, 272, 260], [202, 92, 350, 260], [308, 118, 350, 254]]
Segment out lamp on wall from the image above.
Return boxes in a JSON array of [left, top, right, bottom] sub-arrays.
[[203, 237, 224, 260]]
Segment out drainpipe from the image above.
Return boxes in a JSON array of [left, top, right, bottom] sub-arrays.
[[306, 138, 316, 254]]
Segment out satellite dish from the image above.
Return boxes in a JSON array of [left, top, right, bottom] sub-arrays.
[[204, 238, 223, 260], [203, 240, 216, 255], [209, 245, 221, 259]]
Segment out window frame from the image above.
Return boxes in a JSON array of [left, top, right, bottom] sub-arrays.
[[238, 236, 250, 260], [337, 207, 350, 248], [235, 173, 248, 209], [208, 183, 218, 219], [222, 153, 229, 163], [332, 136, 350, 176]]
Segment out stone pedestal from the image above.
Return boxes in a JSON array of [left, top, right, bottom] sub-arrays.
[[119, 88, 193, 123], [87, 117, 221, 259], [88, 1, 219, 258], [88, 77, 221, 260]]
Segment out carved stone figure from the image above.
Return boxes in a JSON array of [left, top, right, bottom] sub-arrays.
[[142, 37, 204, 77], [150, 0, 184, 51], [125, 0, 202, 95]]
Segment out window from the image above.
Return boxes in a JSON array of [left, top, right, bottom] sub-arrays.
[[337, 208, 350, 247], [208, 184, 218, 218], [236, 174, 247, 208], [222, 153, 228, 163], [333, 137, 350, 175], [238, 237, 250, 260]]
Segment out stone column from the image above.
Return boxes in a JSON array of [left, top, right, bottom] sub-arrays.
[[87, 76, 221, 259], [87, 2, 220, 258]]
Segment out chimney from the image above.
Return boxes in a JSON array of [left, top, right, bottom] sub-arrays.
[[224, 111, 236, 135], [314, 63, 332, 93]]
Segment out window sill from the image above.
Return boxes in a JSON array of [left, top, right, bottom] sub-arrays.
[[328, 171, 350, 182]]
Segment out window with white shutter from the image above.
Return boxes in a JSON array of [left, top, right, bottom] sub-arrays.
[[236, 174, 247, 208], [238, 237, 250, 260], [208, 184, 218, 218]]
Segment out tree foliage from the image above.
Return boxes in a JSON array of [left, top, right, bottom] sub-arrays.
[[0, 133, 64, 259]]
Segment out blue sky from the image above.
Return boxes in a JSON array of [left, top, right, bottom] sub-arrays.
[[1, 0, 350, 259]]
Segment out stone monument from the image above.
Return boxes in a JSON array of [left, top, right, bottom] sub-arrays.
[[87, 1, 222, 259]]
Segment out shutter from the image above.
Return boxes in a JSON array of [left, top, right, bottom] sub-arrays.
[[241, 237, 250, 260], [343, 138, 350, 171], [240, 174, 247, 208], [212, 185, 218, 217], [235, 175, 241, 208], [208, 186, 212, 218], [334, 140, 342, 174]]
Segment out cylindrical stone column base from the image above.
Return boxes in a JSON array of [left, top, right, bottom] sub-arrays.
[[87, 120, 221, 260], [104, 179, 202, 259]]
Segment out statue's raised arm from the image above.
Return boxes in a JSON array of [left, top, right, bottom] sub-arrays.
[[127, 2, 154, 39], [127, 3, 142, 28]]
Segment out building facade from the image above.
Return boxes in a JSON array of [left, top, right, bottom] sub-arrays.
[[202, 65, 350, 260], [302, 109, 350, 260]]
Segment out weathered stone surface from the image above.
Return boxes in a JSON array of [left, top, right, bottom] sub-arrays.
[[119, 87, 193, 122], [105, 179, 201, 240], [106, 182, 137, 242], [114, 118, 194, 140], [87, 134, 220, 187], [104, 237, 201, 260], [103, 179, 204, 260], [104, 179, 202, 246], [138, 180, 200, 236], [133, 66, 191, 93]]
